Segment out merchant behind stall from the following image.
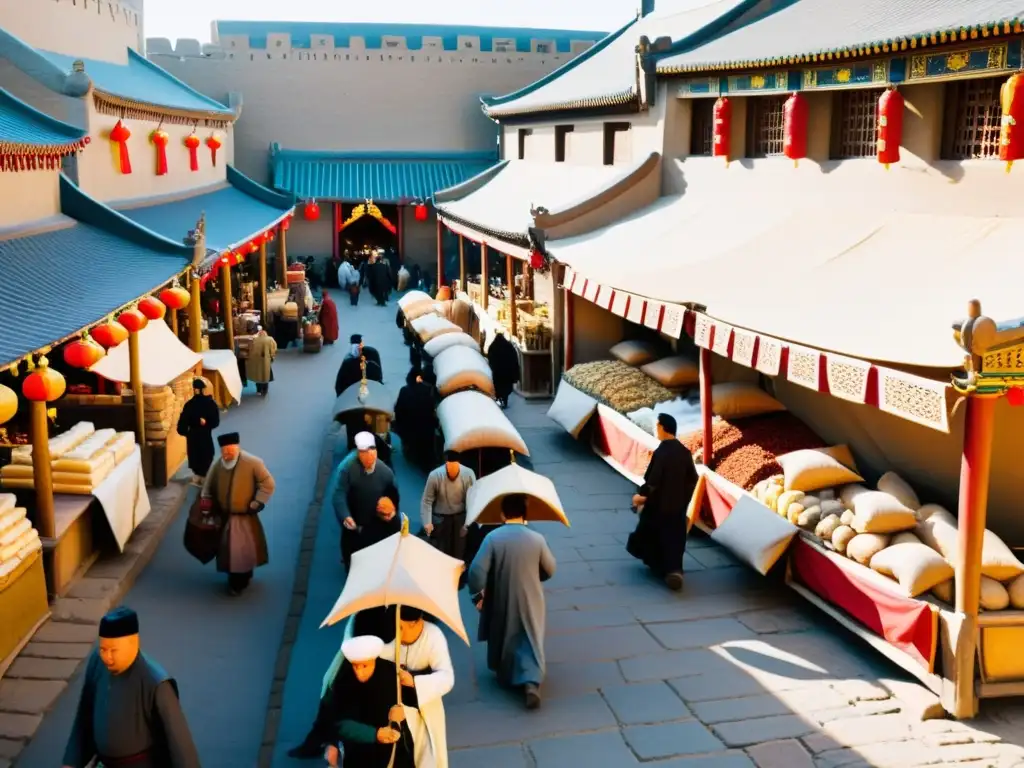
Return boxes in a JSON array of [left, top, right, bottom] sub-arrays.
[[176, 378, 220, 486]]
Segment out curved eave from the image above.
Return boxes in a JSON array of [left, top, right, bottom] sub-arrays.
[[92, 89, 235, 124], [657, 18, 1024, 74], [484, 88, 639, 119], [435, 208, 531, 248], [0, 89, 89, 164], [227, 163, 296, 209]]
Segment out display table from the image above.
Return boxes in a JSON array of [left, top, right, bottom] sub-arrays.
[[42, 493, 100, 597], [202, 350, 243, 408], [0, 551, 49, 678]]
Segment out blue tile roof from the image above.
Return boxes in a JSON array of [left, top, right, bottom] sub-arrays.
[[115, 165, 295, 256], [213, 21, 607, 53], [0, 176, 192, 366], [0, 87, 87, 150], [39, 48, 234, 117], [657, 0, 1024, 72], [270, 147, 500, 203]]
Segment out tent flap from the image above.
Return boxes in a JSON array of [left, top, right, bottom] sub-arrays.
[[90, 320, 202, 386]]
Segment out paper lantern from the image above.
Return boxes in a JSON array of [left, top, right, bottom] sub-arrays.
[[184, 133, 201, 172], [529, 250, 545, 270], [304, 201, 321, 221], [22, 359, 66, 402], [281, 216, 292, 231], [117, 308, 148, 333], [414, 203, 428, 222], [877, 87, 904, 169], [91, 320, 129, 348], [1000, 72, 1024, 172], [1008, 387, 1024, 407], [109, 119, 132, 174], [0, 384, 16, 425], [159, 286, 190, 310], [150, 129, 169, 176], [63, 336, 106, 369], [782, 92, 808, 166], [712, 97, 732, 165], [138, 295, 167, 321], [206, 133, 223, 166]]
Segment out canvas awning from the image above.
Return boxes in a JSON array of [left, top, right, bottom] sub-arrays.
[[90, 320, 202, 386]]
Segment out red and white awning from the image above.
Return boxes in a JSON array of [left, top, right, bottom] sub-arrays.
[[564, 267, 686, 340]]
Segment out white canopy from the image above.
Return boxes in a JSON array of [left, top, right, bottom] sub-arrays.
[[90, 320, 201, 386], [437, 390, 529, 455], [465, 462, 568, 527]]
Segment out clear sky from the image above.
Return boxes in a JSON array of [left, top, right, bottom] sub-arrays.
[[144, 0, 639, 43]]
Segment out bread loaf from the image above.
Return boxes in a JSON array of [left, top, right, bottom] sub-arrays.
[[63, 429, 117, 462], [0, 517, 30, 547], [0, 464, 34, 479], [0, 494, 14, 517]]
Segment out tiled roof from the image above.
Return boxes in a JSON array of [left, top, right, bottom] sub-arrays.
[[483, 0, 757, 118], [39, 48, 234, 118], [0, 88, 88, 166], [657, 0, 1024, 72], [0, 176, 192, 366], [213, 21, 607, 53], [270, 147, 500, 203], [115, 165, 294, 257]]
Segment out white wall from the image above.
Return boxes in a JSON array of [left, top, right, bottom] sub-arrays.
[[0, 169, 61, 226], [0, 0, 141, 61]]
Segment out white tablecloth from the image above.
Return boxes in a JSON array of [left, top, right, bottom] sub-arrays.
[[201, 350, 243, 405], [92, 445, 151, 552]]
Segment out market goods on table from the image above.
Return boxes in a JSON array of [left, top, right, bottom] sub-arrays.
[[710, 382, 787, 420], [640, 355, 699, 388], [609, 340, 662, 367], [0, 493, 41, 582], [562, 360, 674, 415], [398, 290, 431, 309], [9, 421, 94, 465]]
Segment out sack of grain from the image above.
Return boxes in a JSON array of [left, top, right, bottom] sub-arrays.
[[846, 533, 891, 566], [850, 491, 917, 534], [869, 532, 954, 597], [917, 507, 1024, 582], [876, 471, 920, 511]]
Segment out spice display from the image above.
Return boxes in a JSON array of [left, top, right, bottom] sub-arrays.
[[563, 360, 673, 415]]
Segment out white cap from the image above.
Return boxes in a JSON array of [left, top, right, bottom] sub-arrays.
[[355, 432, 376, 451], [342, 635, 384, 662]]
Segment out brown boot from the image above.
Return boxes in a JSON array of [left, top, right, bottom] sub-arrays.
[[524, 683, 541, 710]]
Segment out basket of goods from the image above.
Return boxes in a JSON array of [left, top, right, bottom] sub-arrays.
[[517, 315, 551, 351], [562, 360, 673, 415], [282, 301, 300, 321], [285, 265, 306, 285], [302, 317, 323, 354]]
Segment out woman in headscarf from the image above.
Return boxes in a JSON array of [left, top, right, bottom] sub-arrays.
[[318, 289, 339, 345], [176, 378, 220, 485]]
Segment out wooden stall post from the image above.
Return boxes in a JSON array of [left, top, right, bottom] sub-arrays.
[[167, 306, 178, 338], [397, 205, 405, 262], [436, 220, 444, 291], [128, 330, 145, 444], [698, 347, 714, 465], [332, 203, 340, 266], [221, 262, 235, 351], [481, 244, 489, 310], [258, 241, 268, 323], [278, 221, 289, 286], [522, 261, 533, 300], [564, 287, 574, 369], [29, 401, 54, 539], [458, 235, 466, 294], [186, 215, 206, 353], [506, 254, 518, 341], [551, 264, 565, 381]]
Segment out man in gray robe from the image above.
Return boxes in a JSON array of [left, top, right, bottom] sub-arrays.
[[334, 431, 399, 570], [62, 607, 200, 768], [468, 494, 557, 709]]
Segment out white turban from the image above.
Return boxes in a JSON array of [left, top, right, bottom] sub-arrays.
[[342, 635, 384, 663], [354, 432, 376, 451]]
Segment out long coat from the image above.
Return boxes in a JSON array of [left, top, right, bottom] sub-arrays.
[[487, 334, 520, 401], [246, 333, 277, 384], [318, 295, 339, 343], [201, 451, 276, 573], [176, 393, 220, 476]]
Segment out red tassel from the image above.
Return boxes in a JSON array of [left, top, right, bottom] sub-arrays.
[[109, 120, 133, 174], [184, 134, 200, 172], [150, 130, 169, 176]]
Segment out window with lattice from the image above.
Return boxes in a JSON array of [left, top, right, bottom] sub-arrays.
[[746, 95, 786, 157], [942, 77, 1003, 160], [690, 100, 714, 156], [830, 89, 882, 159]]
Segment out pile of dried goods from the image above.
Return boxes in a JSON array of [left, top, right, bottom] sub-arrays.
[[563, 360, 673, 415]]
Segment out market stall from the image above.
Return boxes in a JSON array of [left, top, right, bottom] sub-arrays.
[[0, 492, 48, 678]]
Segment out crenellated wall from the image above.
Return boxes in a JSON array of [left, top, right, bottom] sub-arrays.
[[0, 0, 141, 63]]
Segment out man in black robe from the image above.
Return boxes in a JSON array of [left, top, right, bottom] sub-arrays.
[[626, 413, 697, 591], [62, 607, 200, 768], [486, 331, 520, 408], [393, 368, 437, 469], [368, 255, 392, 307], [335, 335, 383, 396], [175, 378, 220, 485], [321, 636, 416, 768]]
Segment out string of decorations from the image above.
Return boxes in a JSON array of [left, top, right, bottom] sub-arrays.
[[107, 120, 225, 176], [0, 136, 91, 173], [92, 92, 231, 129]]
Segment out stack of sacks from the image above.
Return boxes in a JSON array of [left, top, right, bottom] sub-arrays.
[[1, 425, 136, 495], [0, 493, 42, 582], [752, 445, 863, 532], [3, 422, 96, 473]]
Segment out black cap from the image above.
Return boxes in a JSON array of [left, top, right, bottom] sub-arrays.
[[657, 413, 678, 436], [501, 493, 528, 519], [444, 450, 460, 462], [217, 432, 240, 447], [399, 606, 424, 621], [350, 334, 362, 344], [99, 606, 139, 638], [192, 378, 206, 390]]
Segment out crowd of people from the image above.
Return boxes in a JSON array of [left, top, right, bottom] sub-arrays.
[[58, 271, 699, 768]]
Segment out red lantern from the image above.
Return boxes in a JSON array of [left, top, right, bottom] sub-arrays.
[[22, 360, 66, 402], [1008, 387, 1024, 406], [91, 320, 129, 348], [281, 216, 292, 231], [782, 92, 808, 166], [1000, 73, 1024, 172], [117, 308, 148, 333], [248, 240, 259, 253], [159, 286, 190, 310], [304, 201, 321, 221], [184, 133, 201, 172], [63, 336, 106, 369], [712, 97, 732, 165], [206, 133, 223, 166], [529, 250, 545, 270], [138, 295, 167, 320], [150, 129, 169, 176], [0, 384, 17, 425], [109, 120, 132, 175], [414, 203, 428, 222], [877, 87, 904, 169]]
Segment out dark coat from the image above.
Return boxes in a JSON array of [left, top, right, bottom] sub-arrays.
[[335, 355, 383, 397], [626, 439, 697, 577], [487, 334, 520, 400], [393, 381, 436, 444], [201, 453, 276, 574], [176, 394, 220, 476]]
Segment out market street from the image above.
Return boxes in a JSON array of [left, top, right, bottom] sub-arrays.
[[15, 293, 1024, 768]]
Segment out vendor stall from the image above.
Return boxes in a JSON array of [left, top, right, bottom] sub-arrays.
[[0, 493, 48, 678]]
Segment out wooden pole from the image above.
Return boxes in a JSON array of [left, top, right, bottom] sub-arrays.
[[188, 271, 202, 353], [332, 203, 340, 267], [699, 347, 714, 465], [436, 220, 444, 292], [278, 222, 289, 286], [29, 401, 54, 539], [221, 263, 235, 351], [129, 330, 145, 445], [397, 205, 405, 263], [522, 261, 532, 300], [506, 254, 517, 341], [258, 241, 268, 323], [458, 235, 466, 294], [480, 244, 489, 310], [564, 286, 574, 369], [168, 308, 178, 339]]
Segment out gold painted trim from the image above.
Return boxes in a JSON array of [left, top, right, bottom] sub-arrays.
[[93, 92, 233, 128]]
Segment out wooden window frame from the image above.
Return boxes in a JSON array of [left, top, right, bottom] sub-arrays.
[[517, 128, 532, 160], [745, 95, 787, 158], [603, 122, 631, 165], [941, 76, 1004, 161], [690, 99, 715, 156], [829, 88, 883, 159], [555, 125, 574, 162]]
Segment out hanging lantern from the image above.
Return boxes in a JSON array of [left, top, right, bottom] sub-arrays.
[[91, 320, 129, 348], [529, 250, 545, 270], [22, 358, 66, 402], [150, 129, 169, 176], [0, 383, 17, 425], [184, 132, 201, 172], [782, 92, 808, 167], [304, 200, 321, 221], [205, 133, 223, 166], [117, 308, 148, 333], [712, 97, 732, 166], [413, 203, 428, 222], [159, 285, 191, 310], [138, 295, 167, 320], [109, 120, 132, 175], [234, 251, 246, 266], [1008, 387, 1024, 406], [1000, 72, 1024, 172], [63, 336, 106, 369], [877, 87, 904, 170], [281, 215, 292, 231]]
